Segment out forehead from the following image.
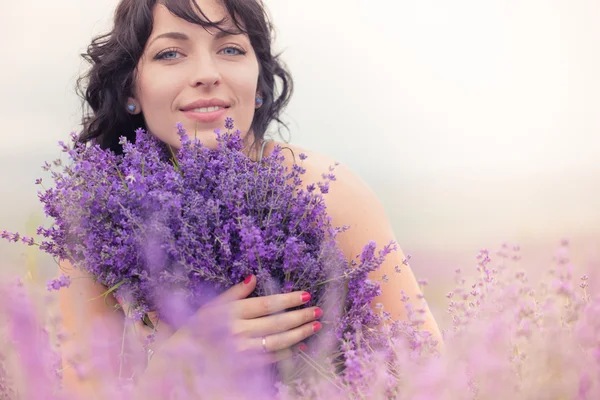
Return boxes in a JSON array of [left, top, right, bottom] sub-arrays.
[[153, 1, 233, 29]]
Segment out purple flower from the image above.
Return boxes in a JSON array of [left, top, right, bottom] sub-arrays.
[[2, 118, 397, 394], [224, 117, 234, 130], [46, 274, 71, 292]]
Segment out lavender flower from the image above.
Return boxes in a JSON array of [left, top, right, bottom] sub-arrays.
[[46, 274, 71, 292], [2, 120, 396, 392]]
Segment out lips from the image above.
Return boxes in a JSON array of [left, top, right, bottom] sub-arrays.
[[180, 98, 231, 112], [181, 107, 229, 124], [179, 98, 232, 124]]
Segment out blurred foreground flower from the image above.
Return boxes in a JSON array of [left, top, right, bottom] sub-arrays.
[[2, 240, 598, 398]]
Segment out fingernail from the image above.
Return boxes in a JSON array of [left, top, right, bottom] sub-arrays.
[[313, 321, 322, 333], [301, 292, 311, 303], [314, 308, 323, 318], [243, 275, 253, 284], [299, 343, 308, 352]]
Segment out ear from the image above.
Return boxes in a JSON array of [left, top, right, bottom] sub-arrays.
[[255, 92, 264, 110], [126, 97, 142, 115]]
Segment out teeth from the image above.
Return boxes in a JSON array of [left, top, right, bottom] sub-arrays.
[[192, 106, 222, 113]]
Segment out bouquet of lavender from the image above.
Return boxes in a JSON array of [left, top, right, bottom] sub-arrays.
[[35, 120, 346, 321], [2, 118, 407, 392]]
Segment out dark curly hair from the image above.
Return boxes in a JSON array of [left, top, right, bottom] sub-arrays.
[[76, 0, 293, 156]]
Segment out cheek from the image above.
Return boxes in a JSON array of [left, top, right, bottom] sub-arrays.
[[135, 66, 184, 141], [224, 59, 260, 99], [137, 70, 179, 110], [227, 64, 260, 116]]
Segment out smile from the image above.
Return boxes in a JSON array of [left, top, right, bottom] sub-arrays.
[[181, 107, 229, 123], [192, 106, 226, 113]]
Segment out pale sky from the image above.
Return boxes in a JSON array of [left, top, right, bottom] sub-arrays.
[[1, 1, 599, 291]]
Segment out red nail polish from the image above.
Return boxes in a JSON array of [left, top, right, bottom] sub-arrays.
[[314, 308, 323, 318], [243, 275, 253, 284], [301, 292, 311, 303], [313, 321, 322, 333], [299, 343, 308, 352]]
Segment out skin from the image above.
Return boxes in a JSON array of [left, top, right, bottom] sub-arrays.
[[59, 0, 442, 397], [127, 2, 261, 153]]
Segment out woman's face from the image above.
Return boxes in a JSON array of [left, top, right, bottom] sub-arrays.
[[131, 1, 260, 149]]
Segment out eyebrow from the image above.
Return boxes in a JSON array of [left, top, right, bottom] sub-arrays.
[[148, 30, 241, 47]]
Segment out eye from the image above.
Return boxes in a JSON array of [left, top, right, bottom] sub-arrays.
[[219, 46, 246, 56], [154, 48, 182, 60]]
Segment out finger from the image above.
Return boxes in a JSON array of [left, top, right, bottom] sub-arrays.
[[247, 321, 321, 353], [212, 275, 256, 305], [188, 276, 257, 335], [252, 342, 308, 367], [235, 307, 323, 337], [234, 291, 311, 319], [269, 347, 295, 363], [264, 345, 306, 365]]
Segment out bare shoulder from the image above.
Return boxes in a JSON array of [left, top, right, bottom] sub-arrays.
[[264, 142, 335, 171], [266, 141, 355, 188], [274, 141, 378, 204], [266, 141, 388, 255]]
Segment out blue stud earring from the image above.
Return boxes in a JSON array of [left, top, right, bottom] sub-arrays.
[[127, 103, 137, 113], [255, 96, 263, 107]]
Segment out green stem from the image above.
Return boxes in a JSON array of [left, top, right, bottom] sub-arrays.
[[315, 273, 350, 287], [111, 160, 129, 192], [297, 352, 345, 391], [87, 279, 127, 303], [118, 306, 130, 380], [167, 144, 181, 174]]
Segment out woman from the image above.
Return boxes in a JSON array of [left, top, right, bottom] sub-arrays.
[[59, 0, 442, 396]]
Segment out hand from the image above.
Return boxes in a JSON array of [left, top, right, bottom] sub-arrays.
[[127, 275, 323, 366]]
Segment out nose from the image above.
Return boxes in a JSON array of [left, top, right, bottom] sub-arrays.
[[190, 56, 222, 88]]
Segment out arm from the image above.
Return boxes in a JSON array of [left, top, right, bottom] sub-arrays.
[[303, 156, 443, 344], [57, 259, 132, 398]]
